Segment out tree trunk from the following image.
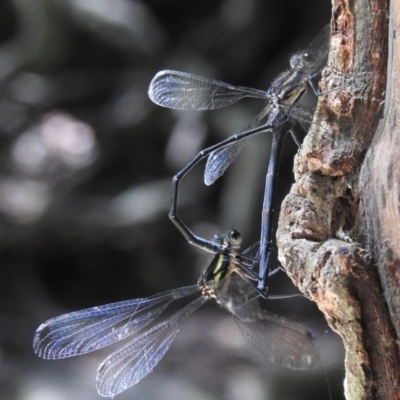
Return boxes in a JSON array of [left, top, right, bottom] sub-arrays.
[[277, 0, 400, 399]]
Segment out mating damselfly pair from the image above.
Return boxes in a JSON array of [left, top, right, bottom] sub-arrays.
[[33, 24, 330, 397]]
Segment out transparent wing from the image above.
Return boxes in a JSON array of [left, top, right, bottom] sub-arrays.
[[204, 106, 272, 185], [33, 285, 199, 359], [148, 70, 269, 111], [214, 272, 319, 370], [96, 296, 206, 397], [240, 241, 261, 269], [301, 24, 330, 75], [284, 102, 315, 132], [242, 241, 260, 258], [234, 304, 320, 370], [204, 141, 246, 185]]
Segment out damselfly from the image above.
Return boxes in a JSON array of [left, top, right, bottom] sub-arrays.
[[148, 25, 330, 292], [33, 230, 319, 397]]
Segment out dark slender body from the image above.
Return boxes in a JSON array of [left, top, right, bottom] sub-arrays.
[[258, 125, 288, 290]]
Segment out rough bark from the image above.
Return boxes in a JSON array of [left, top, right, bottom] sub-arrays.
[[277, 0, 400, 399]]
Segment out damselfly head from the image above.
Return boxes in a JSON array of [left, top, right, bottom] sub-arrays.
[[289, 51, 317, 69], [289, 52, 302, 68], [211, 229, 242, 249]]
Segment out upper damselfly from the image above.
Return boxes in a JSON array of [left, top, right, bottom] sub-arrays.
[[33, 230, 319, 397], [148, 25, 331, 292]]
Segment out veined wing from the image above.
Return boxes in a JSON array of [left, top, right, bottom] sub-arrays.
[[148, 70, 269, 111], [204, 140, 246, 185], [284, 101, 315, 132], [214, 273, 319, 369], [300, 24, 330, 75], [33, 285, 199, 359], [96, 296, 206, 397], [204, 106, 272, 185], [234, 303, 320, 370]]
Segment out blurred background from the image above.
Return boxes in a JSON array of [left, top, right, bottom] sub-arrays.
[[0, 0, 345, 399]]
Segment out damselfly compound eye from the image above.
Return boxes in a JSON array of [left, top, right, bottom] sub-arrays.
[[289, 53, 301, 68], [211, 233, 223, 244], [229, 230, 242, 245]]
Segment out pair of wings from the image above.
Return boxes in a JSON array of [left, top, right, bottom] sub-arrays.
[[148, 25, 330, 185], [33, 280, 319, 397]]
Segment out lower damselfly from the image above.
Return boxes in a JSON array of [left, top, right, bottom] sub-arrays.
[[33, 230, 319, 397]]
